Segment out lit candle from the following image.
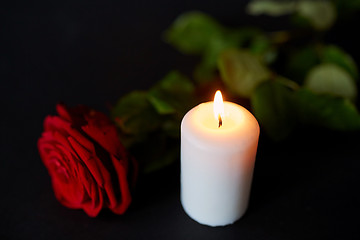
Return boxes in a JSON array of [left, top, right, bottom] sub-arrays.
[[180, 90, 260, 227]]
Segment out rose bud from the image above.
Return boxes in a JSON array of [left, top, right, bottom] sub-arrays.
[[38, 104, 137, 217]]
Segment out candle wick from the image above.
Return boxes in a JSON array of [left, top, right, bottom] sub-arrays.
[[218, 114, 222, 128]]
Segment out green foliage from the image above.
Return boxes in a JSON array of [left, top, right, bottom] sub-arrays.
[[285, 46, 320, 84], [252, 79, 360, 140], [247, 0, 336, 30], [304, 63, 357, 101], [218, 49, 270, 98], [114, 3, 360, 173], [246, 0, 297, 16], [165, 11, 274, 83], [148, 71, 195, 115], [112, 91, 161, 138], [251, 79, 298, 141], [295, 89, 360, 130], [296, 1, 336, 31], [164, 12, 223, 55], [112, 71, 196, 172], [321, 45, 358, 79]]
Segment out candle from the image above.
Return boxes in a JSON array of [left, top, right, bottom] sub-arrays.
[[180, 90, 260, 227]]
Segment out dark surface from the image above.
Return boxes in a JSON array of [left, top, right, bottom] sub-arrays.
[[1, 1, 360, 239]]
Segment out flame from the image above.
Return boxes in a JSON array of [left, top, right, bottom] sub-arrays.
[[213, 90, 224, 128]]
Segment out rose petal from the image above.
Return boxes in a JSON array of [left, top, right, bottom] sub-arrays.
[[108, 155, 132, 214], [82, 113, 127, 158], [68, 136, 105, 187]]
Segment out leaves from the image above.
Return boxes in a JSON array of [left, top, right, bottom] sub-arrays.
[[285, 46, 320, 84], [251, 79, 297, 141], [321, 45, 358, 79], [112, 91, 161, 137], [297, 1, 336, 31], [246, 0, 297, 16], [247, 0, 336, 31], [218, 49, 270, 98], [295, 89, 360, 130], [252, 79, 360, 141], [164, 11, 222, 55], [304, 63, 357, 101], [164, 12, 274, 83], [112, 71, 196, 172], [112, 8, 360, 173], [148, 71, 195, 116]]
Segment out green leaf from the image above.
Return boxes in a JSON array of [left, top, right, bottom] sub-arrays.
[[321, 45, 358, 79], [218, 49, 270, 98], [286, 46, 320, 84], [297, 0, 336, 31], [249, 34, 271, 55], [251, 79, 298, 141], [157, 71, 194, 94], [164, 11, 222, 54], [147, 91, 176, 115], [194, 31, 243, 82], [201, 32, 240, 67], [247, 0, 337, 31], [295, 89, 360, 130], [148, 71, 195, 115], [246, 0, 297, 16], [112, 91, 161, 136], [195, 28, 272, 83], [304, 63, 357, 101]]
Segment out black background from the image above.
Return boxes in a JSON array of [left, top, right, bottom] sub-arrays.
[[1, 1, 360, 239]]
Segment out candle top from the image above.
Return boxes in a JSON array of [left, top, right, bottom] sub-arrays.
[[199, 102, 240, 131], [181, 101, 259, 150]]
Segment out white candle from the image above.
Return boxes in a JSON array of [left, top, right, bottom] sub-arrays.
[[180, 91, 260, 227]]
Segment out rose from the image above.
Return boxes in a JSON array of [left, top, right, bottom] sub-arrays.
[[38, 104, 137, 217]]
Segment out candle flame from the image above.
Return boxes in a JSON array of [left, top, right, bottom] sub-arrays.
[[214, 90, 224, 128]]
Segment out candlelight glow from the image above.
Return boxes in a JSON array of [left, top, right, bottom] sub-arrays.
[[214, 90, 225, 127]]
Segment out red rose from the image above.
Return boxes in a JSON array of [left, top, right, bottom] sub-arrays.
[[38, 104, 137, 217]]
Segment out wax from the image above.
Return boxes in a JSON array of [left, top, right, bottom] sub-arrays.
[[180, 100, 260, 227]]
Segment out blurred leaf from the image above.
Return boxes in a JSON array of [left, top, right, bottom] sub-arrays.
[[148, 90, 176, 115], [246, 0, 297, 16], [201, 32, 241, 67], [305, 63, 357, 101], [321, 45, 358, 79], [297, 1, 336, 31], [247, 0, 336, 31], [194, 30, 244, 82], [164, 11, 274, 83], [112, 71, 196, 174], [164, 11, 222, 54], [251, 79, 297, 141], [249, 34, 271, 54], [195, 28, 273, 83], [286, 46, 320, 84], [218, 49, 270, 98], [295, 89, 360, 130], [148, 71, 195, 115], [112, 91, 161, 136]]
